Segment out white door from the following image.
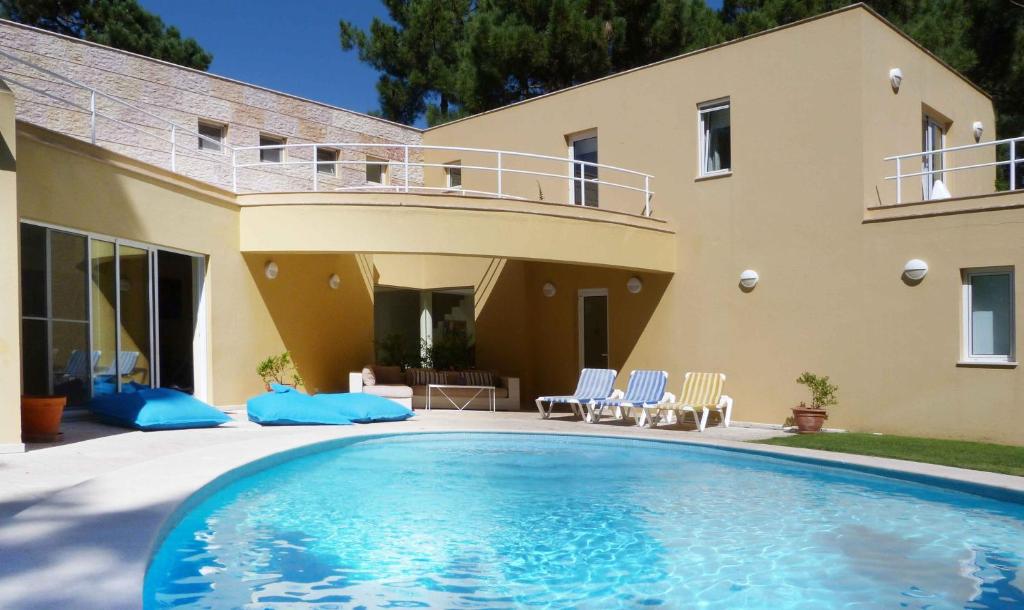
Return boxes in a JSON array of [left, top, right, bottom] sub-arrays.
[[922, 116, 945, 199]]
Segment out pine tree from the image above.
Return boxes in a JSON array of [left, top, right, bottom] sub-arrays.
[[0, 0, 212, 70]]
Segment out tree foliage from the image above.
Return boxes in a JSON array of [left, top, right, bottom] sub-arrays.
[[342, 0, 1024, 134], [0, 0, 212, 70]]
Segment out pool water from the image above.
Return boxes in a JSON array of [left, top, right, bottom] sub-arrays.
[[145, 433, 1024, 609]]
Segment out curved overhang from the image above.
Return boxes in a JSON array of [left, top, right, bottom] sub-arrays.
[[237, 192, 676, 273]]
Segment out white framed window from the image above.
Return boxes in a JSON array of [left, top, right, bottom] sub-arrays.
[[567, 130, 598, 207], [259, 134, 286, 163], [698, 99, 731, 176], [446, 160, 462, 189], [922, 115, 947, 200], [317, 148, 339, 175], [366, 155, 388, 185], [197, 120, 225, 152], [962, 267, 1015, 364]]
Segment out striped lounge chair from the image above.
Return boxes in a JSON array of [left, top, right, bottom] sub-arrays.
[[535, 368, 618, 419], [640, 372, 733, 431], [585, 369, 668, 424]]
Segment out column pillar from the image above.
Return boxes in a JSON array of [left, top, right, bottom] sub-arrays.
[[0, 80, 22, 452]]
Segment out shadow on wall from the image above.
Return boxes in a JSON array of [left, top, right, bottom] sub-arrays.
[[245, 253, 374, 394], [475, 260, 671, 404]]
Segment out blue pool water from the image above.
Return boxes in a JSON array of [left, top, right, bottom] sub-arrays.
[[145, 433, 1024, 609]]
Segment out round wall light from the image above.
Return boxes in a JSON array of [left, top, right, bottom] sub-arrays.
[[264, 261, 279, 280], [739, 269, 759, 290], [328, 273, 341, 290], [903, 259, 928, 282], [888, 67, 903, 92], [542, 282, 557, 298], [626, 276, 643, 294], [973, 121, 984, 142]]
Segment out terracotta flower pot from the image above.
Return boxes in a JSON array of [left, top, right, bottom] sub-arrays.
[[791, 406, 827, 434], [21, 395, 67, 443]]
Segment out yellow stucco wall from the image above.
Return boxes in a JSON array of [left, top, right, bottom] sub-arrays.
[[423, 6, 1018, 444], [0, 83, 21, 447]]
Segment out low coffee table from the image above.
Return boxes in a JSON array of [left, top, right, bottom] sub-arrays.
[[426, 384, 496, 412]]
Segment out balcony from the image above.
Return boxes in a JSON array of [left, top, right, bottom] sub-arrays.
[[879, 136, 1023, 210], [0, 48, 656, 220]]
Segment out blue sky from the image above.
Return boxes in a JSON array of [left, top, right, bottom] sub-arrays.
[[140, 1, 725, 123]]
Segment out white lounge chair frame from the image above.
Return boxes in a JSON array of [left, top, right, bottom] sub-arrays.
[[638, 372, 734, 431]]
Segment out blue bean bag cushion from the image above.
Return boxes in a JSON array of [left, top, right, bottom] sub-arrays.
[[312, 392, 414, 423], [247, 384, 354, 426], [88, 385, 231, 431]]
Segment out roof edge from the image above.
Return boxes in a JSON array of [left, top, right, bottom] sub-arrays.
[[426, 3, 990, 132]]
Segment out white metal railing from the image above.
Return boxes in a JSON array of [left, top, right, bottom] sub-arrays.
[[885, 136, 1022, 204], [0, 48, 657, 217], [232, 142, 655, 216]]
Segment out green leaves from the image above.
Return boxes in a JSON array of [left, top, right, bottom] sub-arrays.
[[796, 372, 838, 410], [1, 0, 212, 70]]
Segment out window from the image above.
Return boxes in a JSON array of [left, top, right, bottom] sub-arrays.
[[698, 99, 731, 176], [259, 134, 285, 163], [366, 155, 388, 185], [923, 115, 947, 199], [446, 161, 462, 189], [197, 121, 225, 152], [317, 148, 339, 175], [569, 133, 598, 206], [962, 268, 1015, 363]]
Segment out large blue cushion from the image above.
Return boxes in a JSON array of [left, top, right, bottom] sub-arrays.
[[247, 384, 354, 426], [312, 392, 414, 423], [88, 387, 231, 431]]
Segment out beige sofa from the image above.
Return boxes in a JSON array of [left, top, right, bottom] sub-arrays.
[[349, 365, 520, 410]]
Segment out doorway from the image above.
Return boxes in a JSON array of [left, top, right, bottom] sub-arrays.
[[578, 288, 609, 369]]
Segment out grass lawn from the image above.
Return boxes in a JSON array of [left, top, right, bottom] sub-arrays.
[[755, 433, 1024, 477]]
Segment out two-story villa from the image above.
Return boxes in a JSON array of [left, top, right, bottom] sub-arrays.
[[0, 3, 1021, 452]]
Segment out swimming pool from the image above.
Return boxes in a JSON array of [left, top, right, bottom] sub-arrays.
[[144, 433, 1024, 609]]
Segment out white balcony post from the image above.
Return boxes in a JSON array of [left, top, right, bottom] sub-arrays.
[[170, 125, 176, 172], [1011, 140, 1017, 191], [643, 175, 651, 216], [89, 90, 96, 144], [895, 157, 902, 204], [404, 146, 410, 193], [231, 149, 238, 193], [312, 144, 319, 192], [497, 151, 503, 197]]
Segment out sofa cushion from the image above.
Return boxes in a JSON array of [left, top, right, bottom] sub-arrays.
[[406, 368, 447, 386], [460, 370, 495, 386], [365, 384, 414, 399], [361, 366, 376, 386]]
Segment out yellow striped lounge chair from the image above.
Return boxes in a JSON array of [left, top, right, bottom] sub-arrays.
[[638, 372, 733, 431]]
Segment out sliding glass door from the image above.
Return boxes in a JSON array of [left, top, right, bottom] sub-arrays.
[[19, 222, 205, 406]]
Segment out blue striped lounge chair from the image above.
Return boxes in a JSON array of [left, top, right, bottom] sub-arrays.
[[535, 368, 618, 419], [637, 372, 734, 431], [585, 369, 669, 424]]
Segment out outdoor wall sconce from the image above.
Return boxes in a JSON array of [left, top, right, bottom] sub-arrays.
[[973, 121, 984, 142], [328, 274, 341, 289], [739, 269, 759, 290], [264, 261, 279, 280], [903, 259, 928, 282], [626, 276, 643, 294], [889, 68, 903, 92], [542, 282, 557, 297]]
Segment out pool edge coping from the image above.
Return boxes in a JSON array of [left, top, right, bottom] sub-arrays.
[[1, 422, 1022, 610]]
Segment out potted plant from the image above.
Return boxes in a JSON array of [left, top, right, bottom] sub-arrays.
[[21, 394, 68, 442], [257, 351, 304, 391], [792, 372, 838, 434]]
